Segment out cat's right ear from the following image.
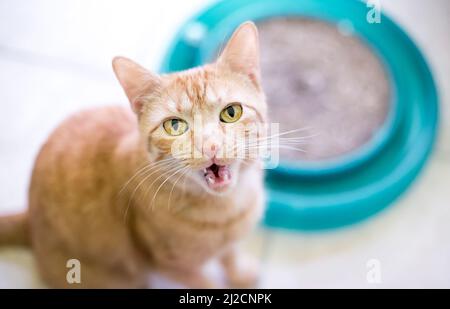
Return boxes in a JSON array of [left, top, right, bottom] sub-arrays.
[[112, 57, 161, 114]]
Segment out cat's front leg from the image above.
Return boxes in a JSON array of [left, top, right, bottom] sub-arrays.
[[157, 265, 218, 289], [221, 246, 260, 288]]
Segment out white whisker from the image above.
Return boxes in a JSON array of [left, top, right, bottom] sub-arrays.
[[150, 164, 188, 211]]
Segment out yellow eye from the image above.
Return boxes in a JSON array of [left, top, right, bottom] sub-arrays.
[[220, 103, 243, 123], [163, 118, 188, 136]]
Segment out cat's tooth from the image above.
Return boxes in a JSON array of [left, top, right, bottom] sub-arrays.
[[206, 174, 215, 185], [223, 173, 229, 182]]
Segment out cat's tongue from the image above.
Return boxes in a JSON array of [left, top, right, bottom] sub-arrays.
[[203, 164, 231, 189]]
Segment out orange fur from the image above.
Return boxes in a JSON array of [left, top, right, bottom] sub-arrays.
[[0, 22, 267, 288]]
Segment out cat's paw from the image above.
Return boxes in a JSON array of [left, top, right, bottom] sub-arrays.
[[226, 255, 260, 288]]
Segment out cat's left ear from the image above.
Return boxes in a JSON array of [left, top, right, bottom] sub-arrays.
[[112, 56, 161, 114], [217, 21, 261, 87]]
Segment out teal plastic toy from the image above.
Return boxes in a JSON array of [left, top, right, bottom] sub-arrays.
[[160, 0, 439, 230]]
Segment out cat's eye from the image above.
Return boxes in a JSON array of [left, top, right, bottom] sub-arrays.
[[220, 103, 243, 123], [163, 118, 188, 136]]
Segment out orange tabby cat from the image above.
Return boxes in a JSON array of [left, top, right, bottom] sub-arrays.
[[0, 22, 267, 288]]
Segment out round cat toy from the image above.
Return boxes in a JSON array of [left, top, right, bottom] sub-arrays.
[[160, 0, 439, 230]]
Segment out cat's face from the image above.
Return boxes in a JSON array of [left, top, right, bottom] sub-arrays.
[[113, 22, 266, 195], [141, 67, 266, 195]]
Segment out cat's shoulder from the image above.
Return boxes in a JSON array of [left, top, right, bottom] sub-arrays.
[[51, 105, 136, 140], [34, 105, 137, 164]]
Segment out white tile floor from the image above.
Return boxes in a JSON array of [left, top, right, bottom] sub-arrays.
[[0, 0, 449, 288]]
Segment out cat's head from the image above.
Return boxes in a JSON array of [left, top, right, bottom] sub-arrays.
[[113, 22, 267, 195]]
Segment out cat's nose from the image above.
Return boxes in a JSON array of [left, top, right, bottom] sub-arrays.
[[202, 140, 220, 159]]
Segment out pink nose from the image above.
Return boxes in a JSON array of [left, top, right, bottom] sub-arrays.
[[203, 141, 219, 159]]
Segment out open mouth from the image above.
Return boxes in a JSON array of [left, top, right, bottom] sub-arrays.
[[202, 163, 232, 190]]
